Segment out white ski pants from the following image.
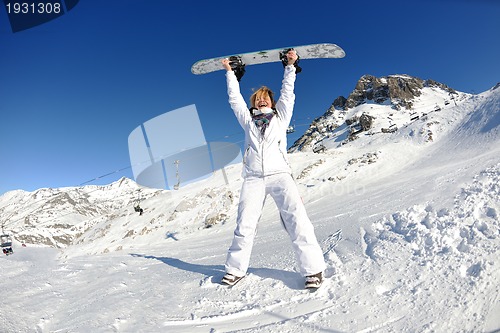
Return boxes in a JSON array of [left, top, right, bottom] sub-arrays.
[[225, 173, 326, 277]]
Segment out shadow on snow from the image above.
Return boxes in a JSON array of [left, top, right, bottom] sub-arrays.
[[129, 253, 304, 290]]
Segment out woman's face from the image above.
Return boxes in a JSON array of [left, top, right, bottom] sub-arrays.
[[255, 93, 272, 110]]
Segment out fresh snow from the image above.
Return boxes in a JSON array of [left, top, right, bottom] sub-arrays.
[[0, 84, 499, 332]]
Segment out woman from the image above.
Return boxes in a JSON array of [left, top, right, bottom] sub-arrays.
[[221, 50, 326, 289]]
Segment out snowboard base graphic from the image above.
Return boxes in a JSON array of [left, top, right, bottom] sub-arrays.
[[191, 43, 345, 75]]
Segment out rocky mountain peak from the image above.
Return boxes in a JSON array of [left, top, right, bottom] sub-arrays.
[[289, 74, 463, 153], [335, 74, 456, 111]]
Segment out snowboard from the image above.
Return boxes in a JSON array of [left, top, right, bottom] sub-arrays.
[[191, 43, 345, 75]]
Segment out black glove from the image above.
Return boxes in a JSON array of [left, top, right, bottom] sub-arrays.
[[280, 48, 302, 74], [229, 56, 245, 81]]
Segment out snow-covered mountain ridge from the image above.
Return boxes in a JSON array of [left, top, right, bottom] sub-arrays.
[[0, 77, 499, 332], [289, 74, 469, 152], [0, 178, 164, 248]]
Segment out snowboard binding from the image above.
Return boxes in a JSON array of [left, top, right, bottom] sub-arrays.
[[229, 55, 245, 81], [280, 48, 302, 73]]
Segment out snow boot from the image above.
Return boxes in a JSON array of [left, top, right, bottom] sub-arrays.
[[305, 272, 323, 289], [221, 273, 244, 286]]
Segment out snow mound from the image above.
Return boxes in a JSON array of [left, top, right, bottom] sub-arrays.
[[372, 163, 498, 260], [363, 163, 500, 332]]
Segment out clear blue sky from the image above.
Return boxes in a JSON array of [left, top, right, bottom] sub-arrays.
[[1, 0, 499, 194]]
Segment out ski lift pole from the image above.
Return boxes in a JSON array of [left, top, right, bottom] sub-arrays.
[[221, 167, 229, 185], [174, 160, 181, 190]]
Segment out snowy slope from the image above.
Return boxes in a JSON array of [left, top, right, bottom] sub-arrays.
[[0, 178, 164, 248], [0, 81, 499, 333]]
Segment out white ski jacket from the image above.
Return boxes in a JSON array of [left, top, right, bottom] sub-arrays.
[[226, 65, 296, 178]]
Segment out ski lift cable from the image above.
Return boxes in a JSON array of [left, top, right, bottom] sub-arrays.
[[1, 137, 249, 229], [1, 116, 314, 229], [77, 133, 247, 187], [2, 138, 243, 228], [66, 126, 250, 191], [3, 145, 242, 232]]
